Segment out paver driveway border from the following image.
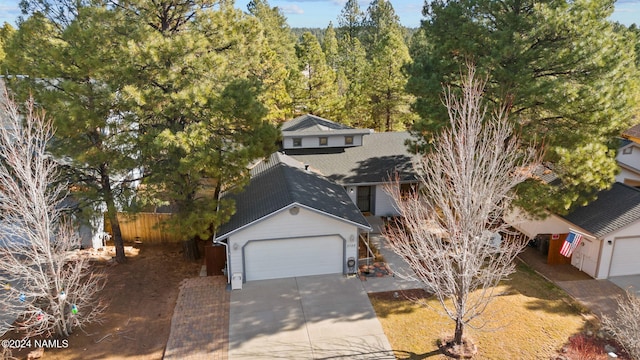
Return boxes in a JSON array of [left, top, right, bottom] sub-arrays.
[[164, 276, 229, 360], [228, 274, 395, 360]]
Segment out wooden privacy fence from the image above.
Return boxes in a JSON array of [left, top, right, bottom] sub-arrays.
[[104, 212, 183, 244]]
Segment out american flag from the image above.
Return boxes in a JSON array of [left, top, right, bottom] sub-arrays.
[[560, 231, 583, 257]]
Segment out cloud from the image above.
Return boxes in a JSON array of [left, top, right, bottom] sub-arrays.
[[279, 4, 304, 15]]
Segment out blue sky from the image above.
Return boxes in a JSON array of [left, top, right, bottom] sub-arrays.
[[0, 0, 638, 28]]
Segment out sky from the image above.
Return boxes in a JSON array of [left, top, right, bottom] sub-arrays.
[[0, 0, 638, 29]]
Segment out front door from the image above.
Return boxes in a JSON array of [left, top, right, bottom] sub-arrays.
[[357, 186, 372, 213]]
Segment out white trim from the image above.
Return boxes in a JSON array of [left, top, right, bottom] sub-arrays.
[[215, 203, 371, 240], [617, 162, 640, 176]]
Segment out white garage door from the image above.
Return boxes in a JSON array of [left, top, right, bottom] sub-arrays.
[[610, 238, 640, 277], [245, 236, 344, 281]]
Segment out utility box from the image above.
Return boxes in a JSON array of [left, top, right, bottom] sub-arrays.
[[231, 272, 243, 290]]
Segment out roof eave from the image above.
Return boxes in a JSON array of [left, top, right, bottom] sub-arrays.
[[215, 202, 371, 240]]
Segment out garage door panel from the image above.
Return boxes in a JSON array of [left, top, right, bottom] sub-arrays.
[[610, 238, 640, 277], [245, 236, 343, 281]]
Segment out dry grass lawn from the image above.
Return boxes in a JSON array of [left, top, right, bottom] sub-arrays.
[[370, 263, 594, 360]]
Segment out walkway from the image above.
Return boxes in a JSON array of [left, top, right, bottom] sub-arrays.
[[518, 247, 625, 319], [164, 276, 229, 360], [359, 234, 422, 293]]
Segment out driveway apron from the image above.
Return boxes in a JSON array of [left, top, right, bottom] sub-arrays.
[[228, 274, 394, 360], [609, 275, 640, 297]]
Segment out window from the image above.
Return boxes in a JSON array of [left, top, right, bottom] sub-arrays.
[[292, 138, 302, 147], [319, 137, 328, 146], [623, 147, 633, 155], [345, 136, 354, 145]]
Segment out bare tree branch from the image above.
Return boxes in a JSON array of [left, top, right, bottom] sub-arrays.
[[0, 85, 106, 339], [383, 63, 540, 351], [601, 289, 640, 359]]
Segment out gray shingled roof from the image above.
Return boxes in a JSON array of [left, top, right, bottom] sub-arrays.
[[282, 114, 353, 132], [285, 132, 418, 184], [563, 182, 640, 238], [282, 114, 371, 136], [216, 153, 371, 239]]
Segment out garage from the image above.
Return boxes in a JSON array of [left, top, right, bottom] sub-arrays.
[[609, 237, 640, 277], [244, 236, 344, 281]]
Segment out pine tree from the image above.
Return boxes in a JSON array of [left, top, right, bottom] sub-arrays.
[[322, 22, 339, 71], [293, 32, 341, 119], [4, 8, 135, 263], [367, 25, 415, 131], [247, 0, 300, 122], [337, 0, 370, 127], [408, 0, 640, 215], [363, 0, 415, 131], [115, 0, 280, 240]]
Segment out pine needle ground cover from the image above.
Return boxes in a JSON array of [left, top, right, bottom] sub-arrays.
[[370, 263, 591, 359]]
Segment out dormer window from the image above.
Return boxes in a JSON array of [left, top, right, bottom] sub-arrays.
[[319, 137, 328, 146], [345, 136, 354, 145], [623, 147, 633, 155], [293, 138, 302, 147]]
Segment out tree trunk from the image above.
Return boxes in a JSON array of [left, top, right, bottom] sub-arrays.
[[386, 90, 392, 132], [454, 291, 466, 345], [182, 238, 199, 261], [100, 164, 126, 263], [453, 317, 464, 345]]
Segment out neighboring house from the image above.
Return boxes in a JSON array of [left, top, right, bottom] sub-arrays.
[[281, 113, 372, 150], [509, 182, 640, 279], [622, 123, 640, 144], [214, 152, 371, 284], [616, 139, 640, 187], [282, 114, 419, 217]]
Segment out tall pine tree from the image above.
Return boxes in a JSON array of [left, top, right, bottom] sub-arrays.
[[114, 0, 279, 241], [247, 0, 300, 122], [293, 32, 341, 118], [4, 7, 135, 262], [408, 0, 640, 215], [337, 0, 370, 127], [363, 0, 415, 131]]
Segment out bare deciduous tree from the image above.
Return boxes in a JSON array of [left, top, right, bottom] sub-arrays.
[[384, 64, 539, 353], [601, 289, 640, 359], [0, 87, 106, 338]]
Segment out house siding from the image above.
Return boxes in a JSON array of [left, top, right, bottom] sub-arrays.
[[505, 208, 573, 239], [617, 144, 640, 169], [570, 236, 600, 278], [615, 167, 640, 186], [374, 185, 400, 217], [283, 134, 363, 149], [597, 221, 640, 278], [226, 206, 359, 279]]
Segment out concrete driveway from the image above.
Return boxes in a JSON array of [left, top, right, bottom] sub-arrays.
[[229, 274, 395, 360], [609, 274, 640, 297]]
